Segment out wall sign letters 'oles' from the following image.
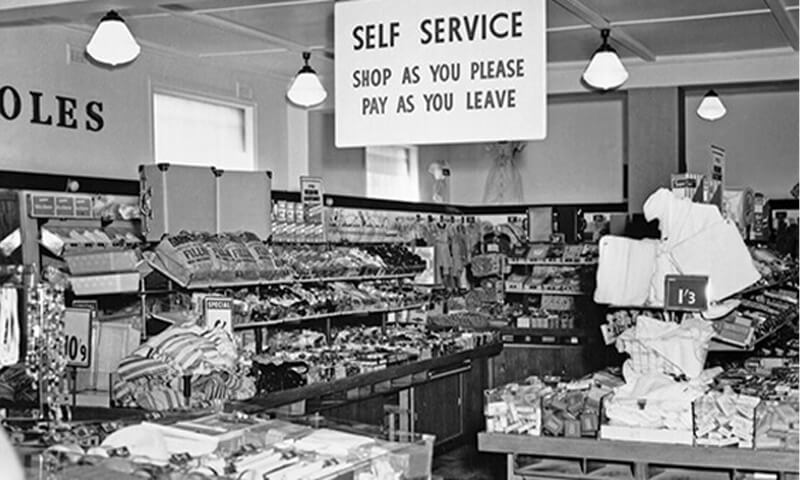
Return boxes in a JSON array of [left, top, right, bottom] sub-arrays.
[[0, 85, 104, 132], [352, 12, 524, 50]]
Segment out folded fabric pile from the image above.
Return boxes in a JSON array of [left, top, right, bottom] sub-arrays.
[[616, 315, 715, 379], [594, 188, 761, 308], [604, 372, 711, 432], [113, 325, 255, 411], [603, 315, 719, 439]]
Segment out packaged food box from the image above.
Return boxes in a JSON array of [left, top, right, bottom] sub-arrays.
[[484, 379, 547, 436], [693, 390, 759, 448], [755, 394, 799, 451]]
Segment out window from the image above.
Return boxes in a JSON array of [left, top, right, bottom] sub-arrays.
[[152, 90, 255, 170], [365, 145, 419, 202]]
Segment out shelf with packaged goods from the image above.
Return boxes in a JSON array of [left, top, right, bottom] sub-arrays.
[[231, 303, 427, 331], [506, 258, 598, 266], [708, 310, 798, 352], [146, 256, 421, 291], [477, 433, 799, 478], [731, 272, 798, 299], [498, 327, 586, 346], [230, 341, 502, 413], [504, 286, 589, 296]]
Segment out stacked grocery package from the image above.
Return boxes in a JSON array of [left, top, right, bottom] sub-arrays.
[[146, 231, 426, 287]]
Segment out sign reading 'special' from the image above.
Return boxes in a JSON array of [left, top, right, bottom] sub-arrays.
[[335, 0, 546, 147]]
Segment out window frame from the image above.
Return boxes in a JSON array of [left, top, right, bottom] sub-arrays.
[[149, 84, 257, 170], [365, 144, 420, 202]]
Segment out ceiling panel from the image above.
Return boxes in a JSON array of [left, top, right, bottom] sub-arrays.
[[0, 0, 796, 75], [213, 49, 332, 79], [621, 13, 791, 56], [131, 13, 286, 54], [161, 0, 314, 13], [212, 2, 333, 48], [547, 27, 639, 63], [580, 0, 772, 22], [547, 1, 587, 29]]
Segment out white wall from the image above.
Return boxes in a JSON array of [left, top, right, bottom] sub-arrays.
[[438, 95, 624, 205], [685, 87, 799, 200], [318, 96, 625, 205], [0, 25, 292, 189], [308, 111, 365, 196]]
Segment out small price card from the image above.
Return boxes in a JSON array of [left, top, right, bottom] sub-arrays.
[[63, 308, 93, 368], [664, 275, 708, 311]]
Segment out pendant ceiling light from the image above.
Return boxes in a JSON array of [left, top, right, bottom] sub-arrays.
[[86, 10, 141, 66], [696, 89, 727, 121], [582, 29, 629, 91], [286, 51, 327, 108]]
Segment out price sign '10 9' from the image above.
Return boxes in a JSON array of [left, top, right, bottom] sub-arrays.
[[63, 308, 92, 368]]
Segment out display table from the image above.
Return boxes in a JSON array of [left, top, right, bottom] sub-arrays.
[[228, 342, 500, 451], [233, 342, 501, 412], [478, 432, 799, 480]]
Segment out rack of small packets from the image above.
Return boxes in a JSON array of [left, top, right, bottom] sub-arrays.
[[485, 365, 799, 451], [484, 372, 622, 439], [696, 358, 799, 450]]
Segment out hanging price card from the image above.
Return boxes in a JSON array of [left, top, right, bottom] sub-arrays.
[[664, 275, 708, 311], [63, 308, 93, 368]]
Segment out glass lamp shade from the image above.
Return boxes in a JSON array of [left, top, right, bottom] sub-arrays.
[[582, 50, 629, 90], [697, 90, 727, 121], [287, 69, 327, 108], [86, 11, 141, 66]]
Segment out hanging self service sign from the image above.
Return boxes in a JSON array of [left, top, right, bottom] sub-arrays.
[[334, 0, 546, 147]]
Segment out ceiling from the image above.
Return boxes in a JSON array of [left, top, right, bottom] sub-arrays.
[[1, 0, 798, 81]]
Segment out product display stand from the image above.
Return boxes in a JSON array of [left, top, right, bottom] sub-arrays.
[[495, 245, 602, 384], [478, 432, 799, 480]]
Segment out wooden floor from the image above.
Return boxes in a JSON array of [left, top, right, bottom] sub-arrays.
[[432, 444, 506, 480]]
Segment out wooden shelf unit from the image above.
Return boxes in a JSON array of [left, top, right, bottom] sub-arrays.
[[478, 432, 799, 480]]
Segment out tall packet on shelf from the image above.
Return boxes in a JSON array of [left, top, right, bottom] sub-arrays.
[[220, 233, 260, 280], [200, 233, 237, 282], [238, 232, 279, 280], [155, 231, 215, 284]]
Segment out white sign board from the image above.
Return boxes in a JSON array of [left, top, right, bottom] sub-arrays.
[[203, 296, 233, 335], [63, 308, 92, 368], [335, 0, 546, 147]]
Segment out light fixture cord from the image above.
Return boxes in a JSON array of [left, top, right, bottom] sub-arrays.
[[601, 29, 610, 47]]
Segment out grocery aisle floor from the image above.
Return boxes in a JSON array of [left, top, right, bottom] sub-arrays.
[[432, 444, 505, 480]]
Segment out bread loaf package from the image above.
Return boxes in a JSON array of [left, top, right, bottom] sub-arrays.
[[219, 233, 260, 280], [199, 233, 237, 282], [154, 231, 214, 284], [239, 231, 279, 280]]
